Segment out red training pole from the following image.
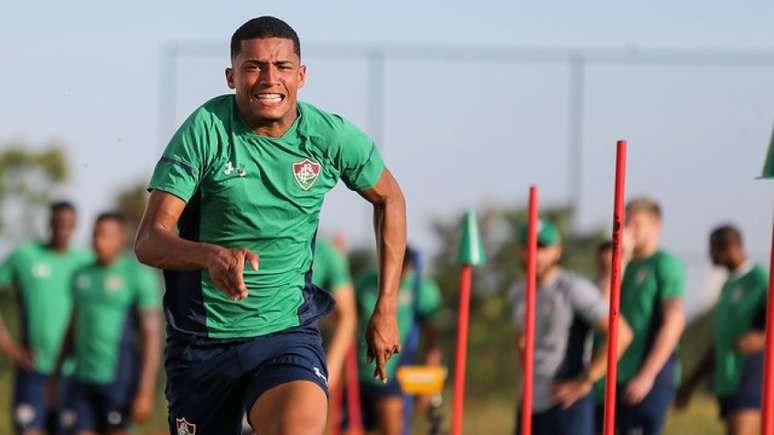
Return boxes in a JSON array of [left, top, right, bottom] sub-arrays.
[[451, 265, 473, 435], [602, 140, 627, 435], [762, 214, 774, 435], [329, 379, 343, 435], [345, 342, 363, 435], [520, 186, 538, 435]]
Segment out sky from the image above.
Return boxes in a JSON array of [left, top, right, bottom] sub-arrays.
[[1, 0, 773, 313]]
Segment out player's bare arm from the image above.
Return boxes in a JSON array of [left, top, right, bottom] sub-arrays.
[[0, 313, 34, 370], [553, 315, 633, 409], [624, 297, 685, 405], [326, 284, 357, 390], [134, 190, 259, 301], [358, 167, 406, 383], [131, 309, 161, 423]]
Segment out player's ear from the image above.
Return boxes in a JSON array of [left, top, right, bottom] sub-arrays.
[[297, 64, 306, 89], [225, 67, 235, 90]]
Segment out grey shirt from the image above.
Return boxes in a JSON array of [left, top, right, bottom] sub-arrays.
[[511, 267, 608, 412]]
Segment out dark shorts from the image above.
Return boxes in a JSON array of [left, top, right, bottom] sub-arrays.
[[515, 393, 595, 435], [616, 355, 678, 435], [13, 369, 72, 434], [65, 379, 135, 433], [358, 377, 404, 431], [165, 323, 329, 435], [718, 351, 763, 419]]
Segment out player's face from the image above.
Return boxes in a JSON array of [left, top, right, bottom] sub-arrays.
[[50, 208, 76, 247], [226, 38, 306, 127], [709, 239, 729, 267], [624, 211, 661, 250], [93, 219, 126, 263], [535, 244, 562, 278], [597, 248, 612, 273]]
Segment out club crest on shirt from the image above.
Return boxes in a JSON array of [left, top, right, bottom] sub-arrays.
[[636, 268, 649, 285], [32, 263, 51, 279], [105, 275, 124, 293], [731, 286, 743, 303], [176, 418, 196, 435], [292, 159, 321, 191]]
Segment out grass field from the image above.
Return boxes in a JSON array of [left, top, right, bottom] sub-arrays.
[[0, 369, 726, 435]]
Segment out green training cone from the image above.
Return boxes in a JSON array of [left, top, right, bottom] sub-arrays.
[[456, 210, 486, 266], [760, 123, 774, 179]]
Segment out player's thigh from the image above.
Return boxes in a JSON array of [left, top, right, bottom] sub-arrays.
[[248, 380, 327, 435], [373, 396, 404, 435], [726, 410, 760, 435]]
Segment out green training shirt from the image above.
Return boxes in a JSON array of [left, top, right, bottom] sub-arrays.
[[0, 242, 92, 374], [713, 264, 768, 397], [71, 255, 161, 384], [355, 268, 441, 385], [617, 250, 685, 384], [148, 95, 384, 339], [312, 238, 352, 293]]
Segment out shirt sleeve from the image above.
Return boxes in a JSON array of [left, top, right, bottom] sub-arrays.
[[0, 248, 18, 289], [567, 275, 609, 326], [657, 254, 686, 301], [147, 110, 211, 203], [417, 278, 442, 321], [134, 266, 162, 310], [333, 117, 385, 192]]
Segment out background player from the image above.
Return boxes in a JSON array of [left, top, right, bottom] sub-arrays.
[[0, 201, 92, 435]]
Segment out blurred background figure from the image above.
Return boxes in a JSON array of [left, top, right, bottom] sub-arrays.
[[616, 197, 686, 435], [354, 245, 441, 435], [0, 201, 92, 435], [677, 225, 769, 435], [56, 212, 161, 435], [511, 219, 632, 435]]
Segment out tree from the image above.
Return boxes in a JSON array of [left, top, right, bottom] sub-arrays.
[[114, 182, 149, 241], [0, 144, 68, 244]]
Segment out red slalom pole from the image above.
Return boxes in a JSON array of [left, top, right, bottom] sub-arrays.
[[761, 214, 774, 435], [344, 342, 363, 435], [602, 140, 627, 435], [452, 265, 473, 435], [520, 186, 538, 435]]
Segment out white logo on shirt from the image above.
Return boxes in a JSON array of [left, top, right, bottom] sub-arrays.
[[32, 263, 51, 279], [105, 276, 124, 293], [224, 162, 246, 177]]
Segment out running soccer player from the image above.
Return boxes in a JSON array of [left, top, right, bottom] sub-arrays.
[[354, 246, 441, 435], [512, 220, 632, 435], [56, 212, 161, 435], [676, 225, 768, 435], [0, 201, 92, 435], [313, 236, 357, 391], [615, 197, 686, 435], [134, 16, 406, 435]]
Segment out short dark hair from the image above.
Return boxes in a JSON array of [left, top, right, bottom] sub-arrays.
[[95, 211, 127, 227], [231, 16, 300, 58], [50, 200, 75, 215], [710, 224, 743, 249]]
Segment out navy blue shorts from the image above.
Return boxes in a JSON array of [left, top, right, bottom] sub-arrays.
[[616, 355, 678, 435], [13, 369, 72, 434], [165, 323, 329, 435], [65, 379, 134, 433], [515, 393, 595, 435], [718, 351, 763, 419]]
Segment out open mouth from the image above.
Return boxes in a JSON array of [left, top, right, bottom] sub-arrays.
[[254, 93, 285, 105]]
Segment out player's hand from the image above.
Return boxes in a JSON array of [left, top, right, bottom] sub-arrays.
[[736, 331, 766, 355], [5, 343, 35, 371], [130, 391, 154, 423], [206, 246, 259, 301], [552, 377, 592, 409], [365, 308, 400, 384], [623, 372, 655, 405]]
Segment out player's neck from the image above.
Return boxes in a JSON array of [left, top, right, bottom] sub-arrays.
[[239, 105, 298, 138], [47, 239, 69, 254], [537, 267, 559, 288], [633, 242, 658, 260], [727, 255, 749, 273], [97, 254, 121, 266]]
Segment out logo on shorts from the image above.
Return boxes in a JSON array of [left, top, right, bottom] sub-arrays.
[[292, 159, 321, 191], [313, 366, 328, 386], [15, 403, 35, 426], [176, 417, 196, 435]]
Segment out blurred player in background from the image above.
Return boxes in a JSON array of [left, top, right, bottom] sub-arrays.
[[615, 197, 686, 435], [512, 220, 632, 435], [0, 201, 92, 435], [676, 225, 769, 435], [355, 246, 441, 435], [55, 212, 161, 435]]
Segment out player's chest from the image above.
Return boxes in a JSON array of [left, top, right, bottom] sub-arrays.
[[74, 272, 133, 307]]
